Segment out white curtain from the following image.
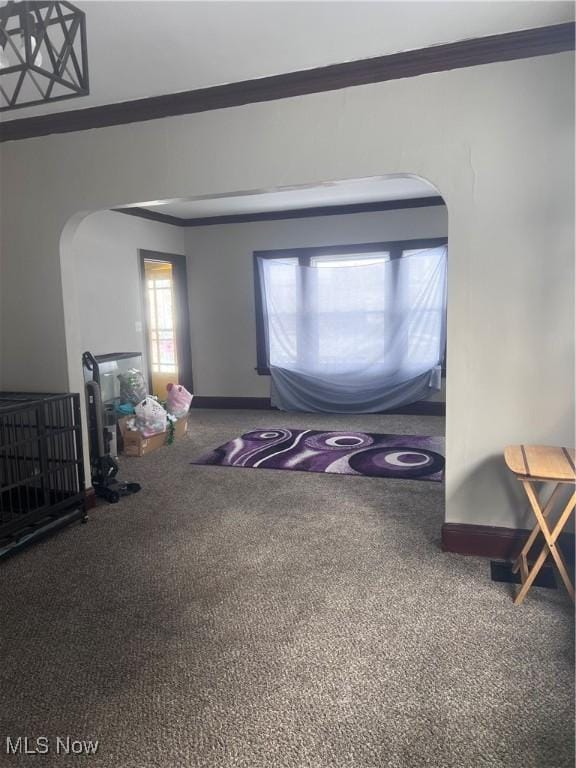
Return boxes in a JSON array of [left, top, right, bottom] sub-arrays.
[[258, 246, 447, 413]]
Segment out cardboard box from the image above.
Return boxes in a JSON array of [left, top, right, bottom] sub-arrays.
[[118, 416, 188, 457]]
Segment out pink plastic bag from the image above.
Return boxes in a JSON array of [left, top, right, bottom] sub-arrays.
[[166, 383, 193, 419]]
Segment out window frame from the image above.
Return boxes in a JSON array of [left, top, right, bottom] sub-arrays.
[[253, 237, 448, 375]]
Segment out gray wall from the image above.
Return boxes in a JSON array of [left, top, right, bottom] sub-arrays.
[[185, 205, 448, 397], [72, 210, 186, 358], [0, 52, 574, 530]]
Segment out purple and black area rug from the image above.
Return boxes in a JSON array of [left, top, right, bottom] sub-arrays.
[[192, 428, 444, 482]]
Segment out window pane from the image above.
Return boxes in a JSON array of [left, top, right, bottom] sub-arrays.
[[260, 258, 299, 367], [148, 288, 157, 327], [155, 288, 174, 330], [150, 331, 159, 364], [314, 256, 389, 368], [158, 330, 176, 365]]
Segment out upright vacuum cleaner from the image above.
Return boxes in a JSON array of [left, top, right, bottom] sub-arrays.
[[82, 352, 141, 504]]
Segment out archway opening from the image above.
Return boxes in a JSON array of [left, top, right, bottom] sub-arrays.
[[61, 173, 448, 509]]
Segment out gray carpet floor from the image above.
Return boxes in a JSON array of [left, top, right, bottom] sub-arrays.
[[0, 410, 573, 768]]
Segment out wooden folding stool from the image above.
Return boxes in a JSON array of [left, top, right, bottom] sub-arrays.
[[504, 445, 576, 606]]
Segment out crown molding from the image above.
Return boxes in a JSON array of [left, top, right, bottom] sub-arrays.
[[114, 196, 446, 228], [0, 22, 573, 143], [115, 207, 184, 226]]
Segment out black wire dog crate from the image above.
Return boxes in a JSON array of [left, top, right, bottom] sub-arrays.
[[0, 393, 86, 549]]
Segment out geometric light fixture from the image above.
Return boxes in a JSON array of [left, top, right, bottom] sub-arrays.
[[0, 1, 88, 112]]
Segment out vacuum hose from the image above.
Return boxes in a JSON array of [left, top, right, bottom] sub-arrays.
[[86, 379, 106, 458]]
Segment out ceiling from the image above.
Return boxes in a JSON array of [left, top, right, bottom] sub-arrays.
[[1, 1, 573, 121], [122, 176, 440, 219]]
